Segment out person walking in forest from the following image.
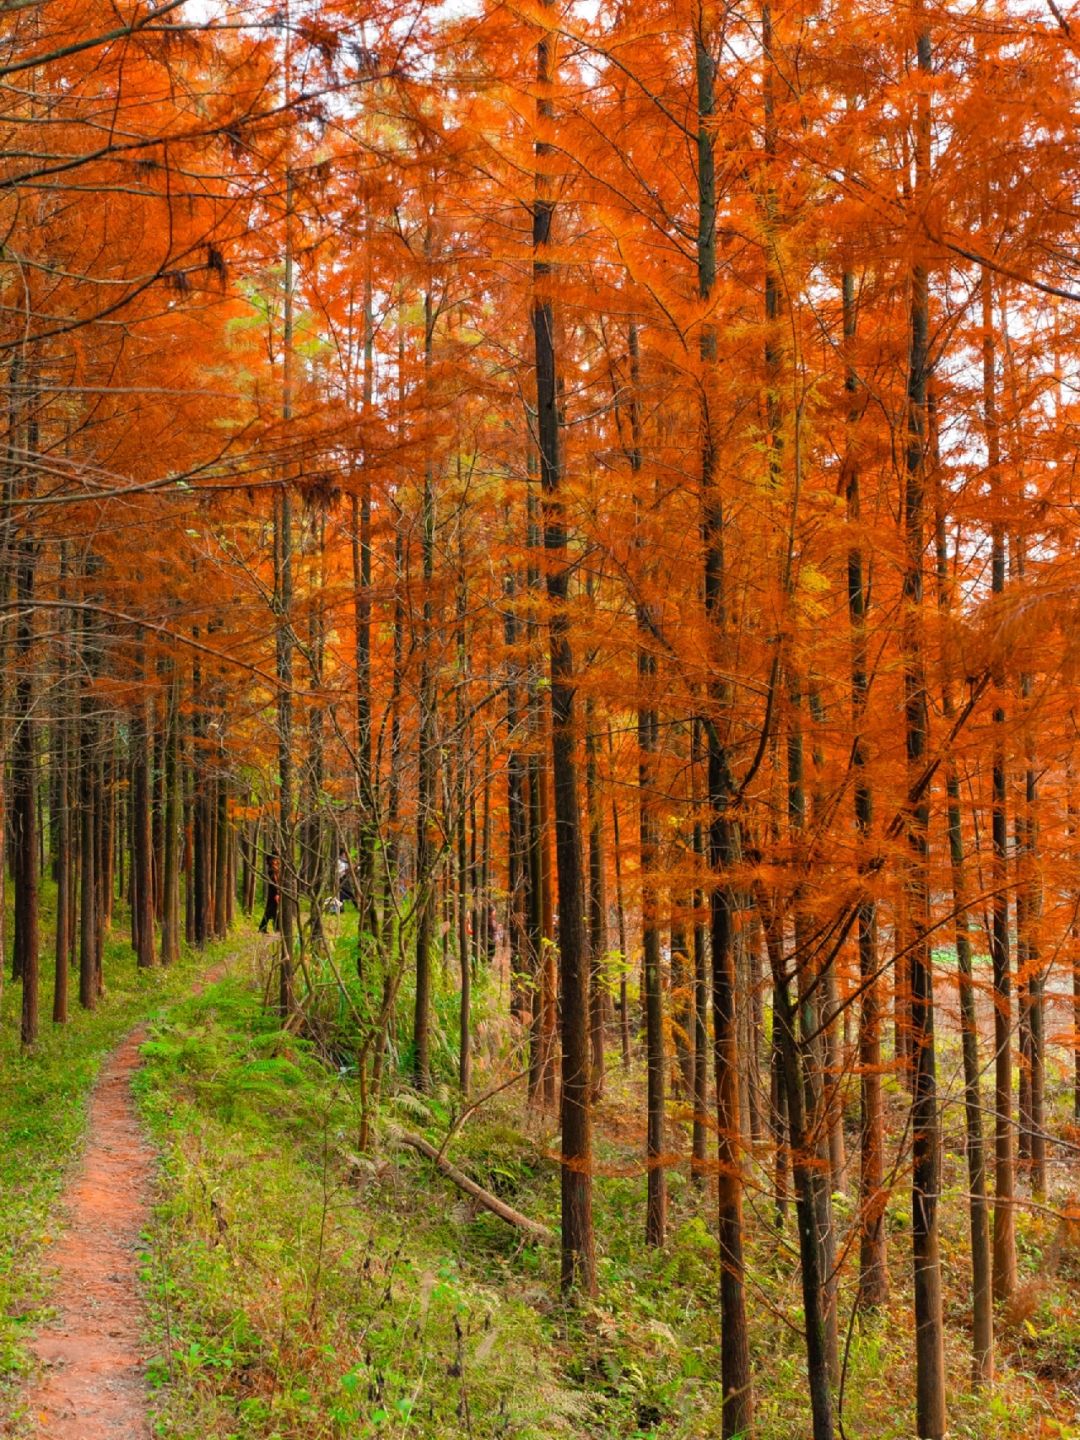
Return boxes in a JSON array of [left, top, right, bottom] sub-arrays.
[[258, 854, 281, 934], [337, 847, 356, 909]]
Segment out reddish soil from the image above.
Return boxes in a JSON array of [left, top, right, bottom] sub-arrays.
[[22, 1024, 155, 1439]]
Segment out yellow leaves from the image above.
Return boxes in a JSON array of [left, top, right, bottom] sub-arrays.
[[782, 558, 836, 628]]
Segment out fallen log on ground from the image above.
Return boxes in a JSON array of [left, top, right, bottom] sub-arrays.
[[396, 1131, 554, 1244]]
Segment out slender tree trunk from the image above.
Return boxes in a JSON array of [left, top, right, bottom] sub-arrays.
[[95, 732, 109, 986], [533, 5, 595, 1293], [525, 681, 545, 1095], [1071, 790, 1080, 1125], [844, 265, 888, 1309], [54, 660, 71, 1024], [763, 903, 833, 1440], [504, 572, 528, 1022], [788, 686, 840, 1386], [183, 727, 195, 948], [192, 673, 212, 949], [214, 775, 229, 940], [905, 30, 946, 1432], [1011, 525, 1045, 1195], [626, 320, 666, 1240], [413, 282, 437, 1092], [275, 169, 297, 1014], [456, 520, 471, 1095], [637, 596, 666, 1245], [933, 419, 993, 1383], [809, 690, 846, 1200], [457, 790, 471, 1092], [353, 243, 376, 934], [152, 698, 165, 924], [698, 20, 752, 1432], [691, 720, 709, 1183], [672, 906, 694, 1099], [132, 687, 155, 969], [983, 271, 1017, 1305], [79, 671, 97, 1012], [608, 732, 631, 1069], [539, 713, 557, 1109], [14, 518, 38, 1045], [301, 510, 326, 943], [585, 692, 607, 1101], [382, 509, 405, 960], [160, 673, 181, 964]]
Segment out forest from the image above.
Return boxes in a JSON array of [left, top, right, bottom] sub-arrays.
[[0, 0, 1078, 1437]]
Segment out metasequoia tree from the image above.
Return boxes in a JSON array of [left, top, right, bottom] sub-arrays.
[[4, 2, 1080, 1437]]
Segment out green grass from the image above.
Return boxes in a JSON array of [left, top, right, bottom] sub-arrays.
[[135, 953, 1080, 1440], [4, 896, 1078, 1439], [137, 970, 580, 1440], [0, 894, 237, 1414]]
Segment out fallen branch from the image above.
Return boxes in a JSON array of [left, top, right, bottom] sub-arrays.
[[396, 1131, 554, 1244]]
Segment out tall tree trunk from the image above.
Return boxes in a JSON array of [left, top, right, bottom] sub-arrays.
[[54, 647, 71, 1024], [788, 686, 839, 1385], [382, 508, 405, 959], [504, 572, 528, 1022], [935, 496, 994, 1384], [275, 169, 297, 1014], [95, 731, 109, 986], [1012, 530, 1045, 1196], [132, 687, 155, 969], [14, 514, 38, 1044], [1071, 788, 1080, 1125], [160, 672, 181, 964], [525, 477, 547, 1102], [984, 268, 1017, 1305], [763, 903, 833, 1440], [672, 905, 694, 1099], [640, 696, 666, 1246], [844, 265, 888, 1310], [456, 519, 472, 1095], [353, 243, 376, 935], [691, 719, 709, 1183], [698, 21, 752, 1433], [152, 698, 165, 924], [607, 729, 631, 1069], [539, 709, 557, 1108], [192, 660, 212, 950], [413, 283, 437, 1092], [214, 776, 229, 940], [533, 4, 595, 1293], [585, 692, 607, 1100], [627, 320, 666, 1239], [79, 666, 97, 1012], [184, 728, 195, 948], [301, 509, 326, 942], [905, 27, 946, 1433]]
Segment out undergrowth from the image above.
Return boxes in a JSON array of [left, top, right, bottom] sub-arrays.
[[136, 942, 1080, 1440]]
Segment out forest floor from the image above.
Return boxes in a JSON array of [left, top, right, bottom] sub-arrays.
[[15, 956, 234, 1440], [0, 925, 243, 1439], [3, 921, 1080, 1439]]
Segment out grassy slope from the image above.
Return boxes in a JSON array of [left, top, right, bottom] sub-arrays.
[[136, 949, 1080, 1440], [0, 892, 238, 1424]]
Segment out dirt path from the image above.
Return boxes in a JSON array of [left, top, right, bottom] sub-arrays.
[[22, 1023, 155, 1439], [20, 957, 233, 1440]]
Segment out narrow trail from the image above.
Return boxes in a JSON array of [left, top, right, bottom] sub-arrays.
[[21, 958, 233, 1440], [23, 1023, 154, 1440]]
